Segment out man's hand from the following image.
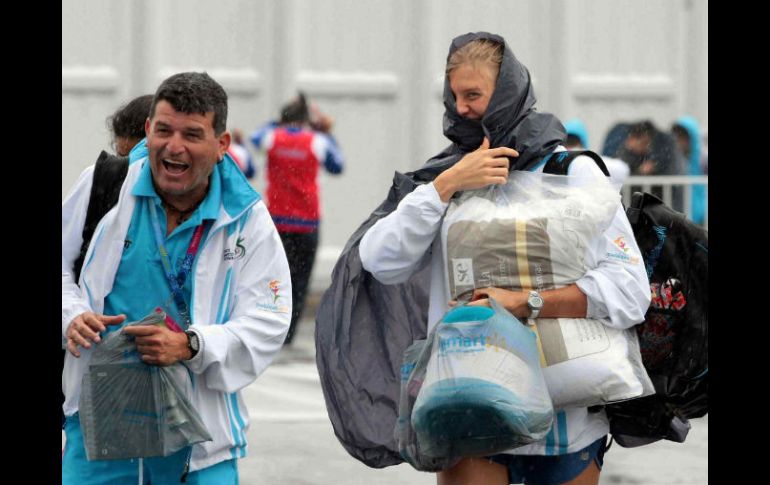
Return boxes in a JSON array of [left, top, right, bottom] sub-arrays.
[[122, 325, 190, 366], [433, 138, 519, 202], [66, 312, 126, 357]]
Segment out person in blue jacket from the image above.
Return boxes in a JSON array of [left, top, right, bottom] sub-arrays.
[[672, 116, 707, 225], [563, 118, 629, 186], [62, 72, 291, 484]]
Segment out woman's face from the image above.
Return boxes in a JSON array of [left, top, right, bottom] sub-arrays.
[[449, 62, 497, 120]]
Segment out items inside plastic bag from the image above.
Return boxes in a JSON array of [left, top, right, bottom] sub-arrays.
[[442, 170, 619, 302], [397, 300, 553, 470], [440, 170, 653, 409], [532, 317, 655, 409], [78, 311, 212, 461]]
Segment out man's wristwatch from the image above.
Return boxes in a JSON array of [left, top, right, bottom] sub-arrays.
[[185, 330, 200, 360], [527, 290, 544, 319]]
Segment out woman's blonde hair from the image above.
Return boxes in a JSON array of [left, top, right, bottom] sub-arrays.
[[445, 39, 503, 79]]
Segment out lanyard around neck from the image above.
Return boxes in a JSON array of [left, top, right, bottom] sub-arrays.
[[147, 198, 207, 328]]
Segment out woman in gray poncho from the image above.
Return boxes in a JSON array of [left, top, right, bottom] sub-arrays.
[[360, 32, 650, 485]]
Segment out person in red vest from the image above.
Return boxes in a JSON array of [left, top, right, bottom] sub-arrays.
[[250, 92, 345, 345]]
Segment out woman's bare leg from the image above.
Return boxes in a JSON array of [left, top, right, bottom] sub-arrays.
[[528, 460, 601, 485], [560, 461, 600, 485], [437, 457, 509, 485]]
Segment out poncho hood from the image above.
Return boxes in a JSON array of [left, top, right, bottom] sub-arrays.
[[436, 31, 565, 171]]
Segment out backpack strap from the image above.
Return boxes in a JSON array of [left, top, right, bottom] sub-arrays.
[[625, 191, 665, 225], [626, 192, 645, 225], [542, 150, 611, 177], [72, 151, 129, 281]]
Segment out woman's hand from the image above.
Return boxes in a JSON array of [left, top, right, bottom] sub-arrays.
[[448, 287, 528, 318], [466, 287, 529, 317], [433, 137, 519, 202]]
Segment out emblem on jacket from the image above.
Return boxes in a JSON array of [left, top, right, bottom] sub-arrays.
[[607, 235, 640, 265], [223, 237, 247, 261], [269, 279, 281, 303], [256, 279, 290, 314], [613, 236, 630, 253]]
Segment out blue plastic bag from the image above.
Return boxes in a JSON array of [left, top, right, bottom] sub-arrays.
[[410, 299, 553, 461]]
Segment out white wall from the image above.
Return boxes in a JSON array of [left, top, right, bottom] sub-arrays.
[[62, 0, 708, 291]]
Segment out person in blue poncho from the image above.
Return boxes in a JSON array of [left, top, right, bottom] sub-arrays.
[[563, 118, 629, 186], [672, 116, 707, 225]]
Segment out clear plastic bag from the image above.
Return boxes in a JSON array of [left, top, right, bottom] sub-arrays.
[[395, 336, 459, 472], [441, 170, 653, 409], [402, 300, 553, 466], [443, 170, 620, 302], [78, 311, 212, 461]]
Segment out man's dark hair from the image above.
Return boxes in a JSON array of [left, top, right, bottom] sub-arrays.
[[150, 72, 229, 134], [629, 120, 656, 139], [280, 92, 310, 124], [109, 94, 153, 140]]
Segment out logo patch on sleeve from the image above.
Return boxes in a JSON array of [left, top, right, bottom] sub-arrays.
[[607, 236, 640, 264], [256, 279, 290, 313]]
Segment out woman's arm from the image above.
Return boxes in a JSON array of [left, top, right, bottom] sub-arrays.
[[568, 155, 651, 329], [360, 183, 448, 284], [575, 204, 651, 329], [462, 284, 587, 319]]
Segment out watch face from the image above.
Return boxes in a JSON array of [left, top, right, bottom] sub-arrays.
[[188, 332, 200, 351], [529, 293, 544, 308]]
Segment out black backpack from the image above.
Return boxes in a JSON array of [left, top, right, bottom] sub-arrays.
[[544, 151, 709, 447], [62, 151, 129, 427], [72, 151, 129, 281], [605, 191, 708, 447]]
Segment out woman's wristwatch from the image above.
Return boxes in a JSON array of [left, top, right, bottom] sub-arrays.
[[527, 290, 544, 319]]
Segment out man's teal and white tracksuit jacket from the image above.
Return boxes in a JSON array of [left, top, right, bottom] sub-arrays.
[[61, 152, 291, 472]]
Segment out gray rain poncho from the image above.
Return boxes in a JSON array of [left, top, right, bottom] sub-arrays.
[[315, 31, 566, 468]]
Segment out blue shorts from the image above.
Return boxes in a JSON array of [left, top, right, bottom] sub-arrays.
[[62, 414, 239, 485], [489, 436, 608, 485]]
